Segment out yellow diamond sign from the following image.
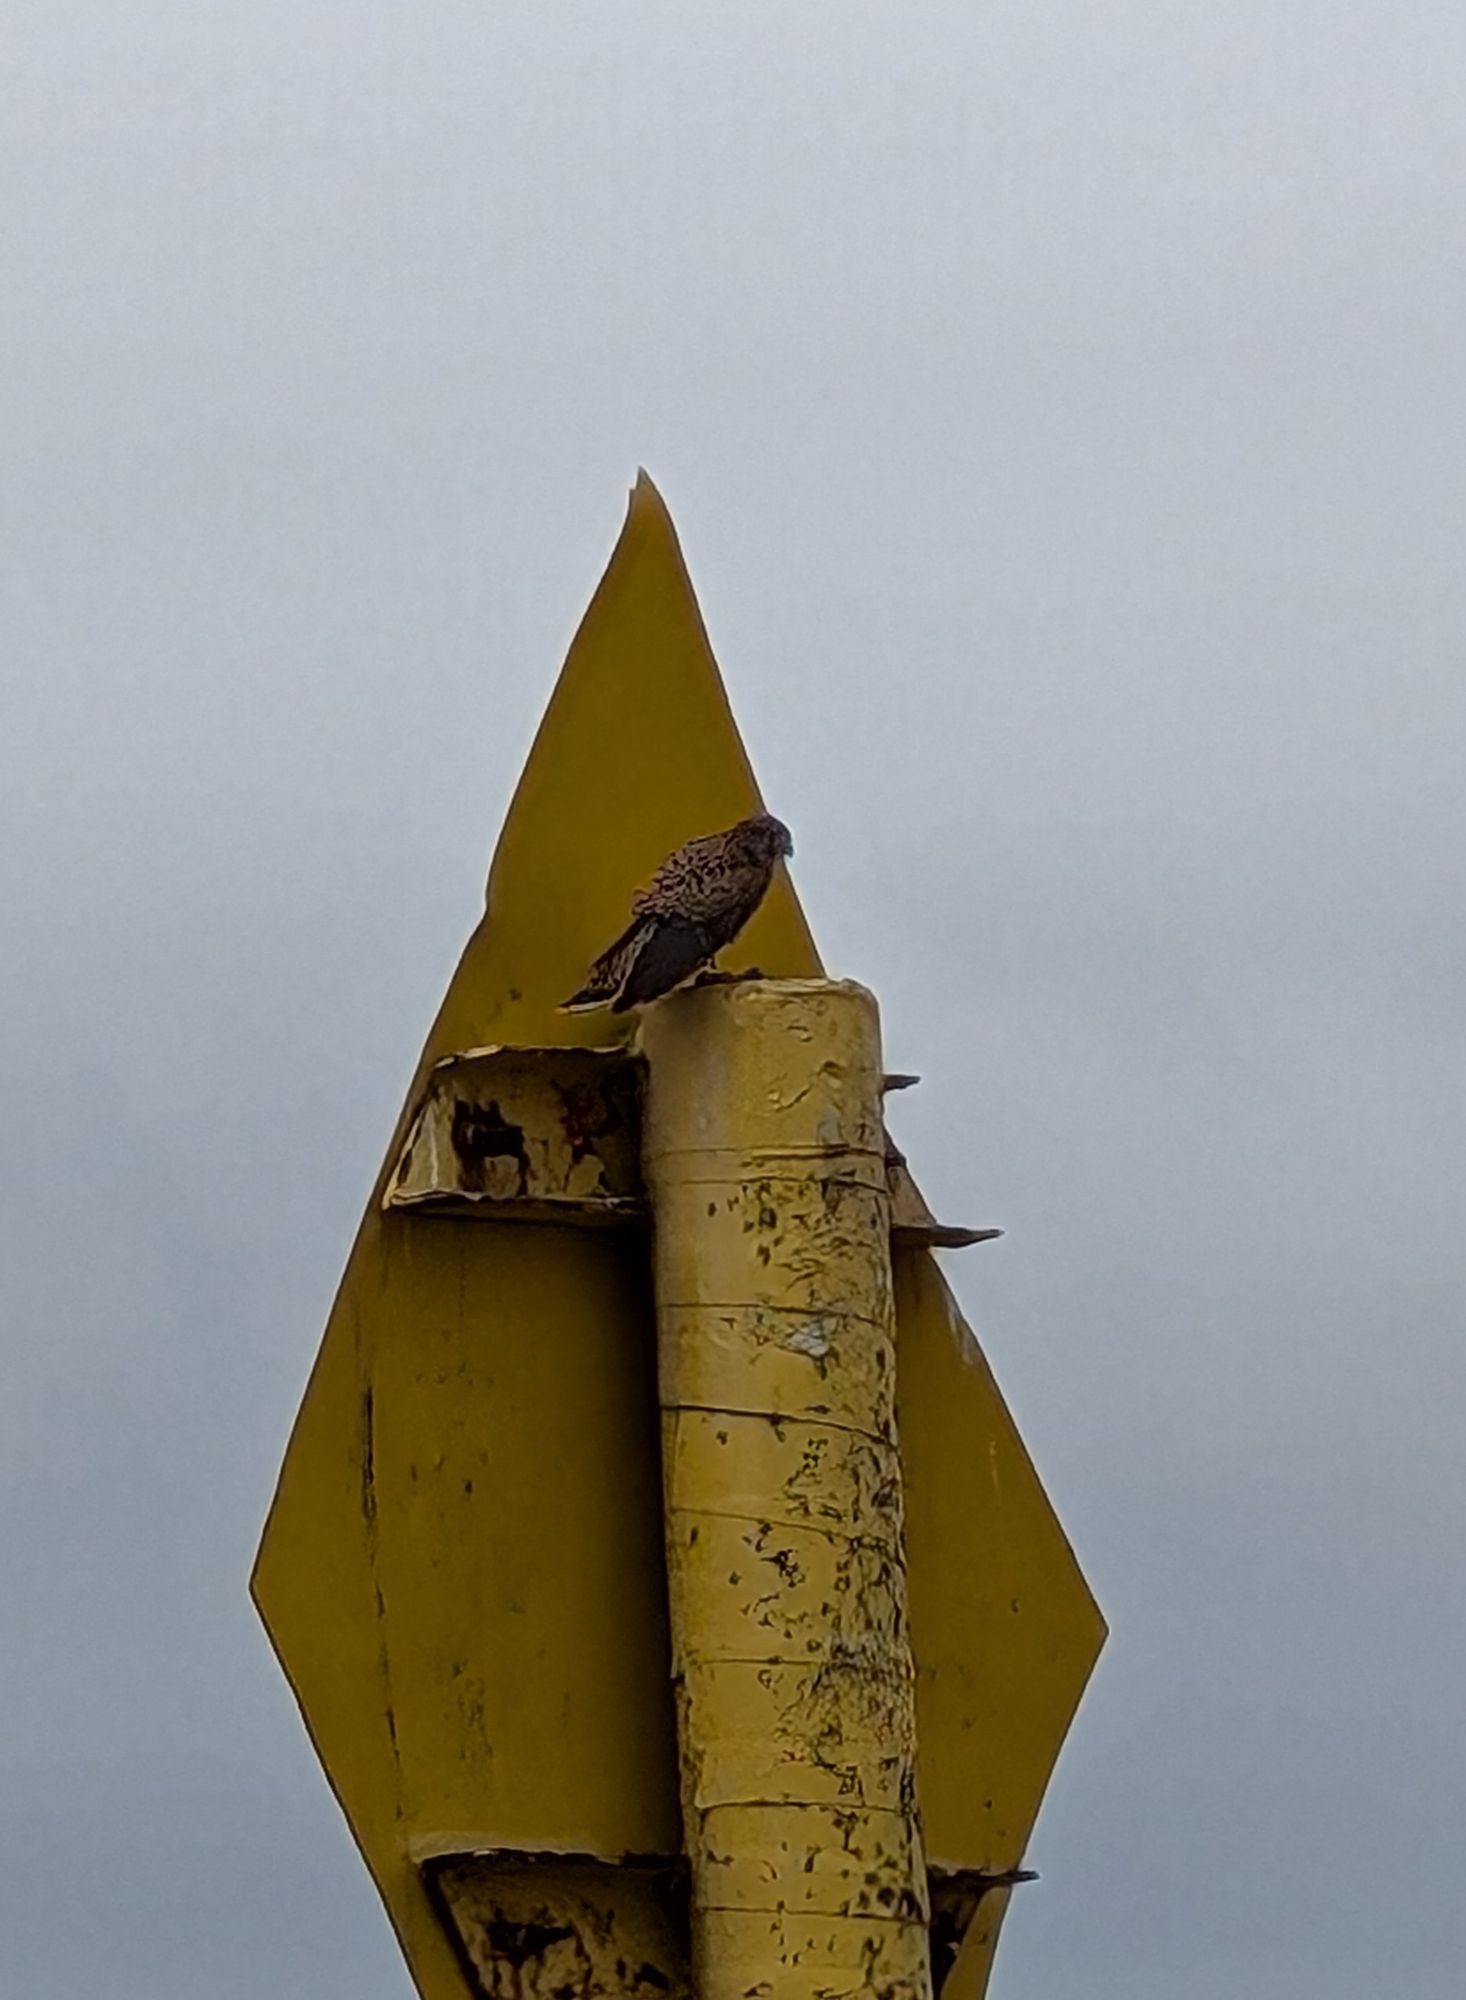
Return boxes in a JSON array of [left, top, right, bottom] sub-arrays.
[[251, 475, 1104, 2000]]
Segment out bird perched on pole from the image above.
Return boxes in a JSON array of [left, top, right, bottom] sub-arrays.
[[562, 812, 793, 1014]]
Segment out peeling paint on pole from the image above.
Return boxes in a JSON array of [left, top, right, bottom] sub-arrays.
[[642, 979, 932, 2000]]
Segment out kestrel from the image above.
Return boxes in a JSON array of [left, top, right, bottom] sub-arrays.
[[562, 812, 793, 1014]]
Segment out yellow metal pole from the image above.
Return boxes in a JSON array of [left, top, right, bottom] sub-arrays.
[[640, 978, 932, 2000]]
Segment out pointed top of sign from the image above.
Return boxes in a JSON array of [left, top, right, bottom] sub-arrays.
[[473, 472, 819, 1052]]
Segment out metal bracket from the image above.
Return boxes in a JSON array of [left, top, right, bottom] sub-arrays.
[[420, 1848, 690, 2000], [385, 1045, 1000, 1251], [385, 1044, 646, 1224]]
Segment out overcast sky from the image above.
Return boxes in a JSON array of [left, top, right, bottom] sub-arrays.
[[4, 5, 1465, 1997]]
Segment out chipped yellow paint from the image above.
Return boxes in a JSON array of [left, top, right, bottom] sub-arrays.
[[641, 979, 930, 2000], [251, 474, 1104, 2000]]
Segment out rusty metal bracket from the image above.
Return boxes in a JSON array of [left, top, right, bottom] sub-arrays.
[[421, 1849, 691, 2000], [385, 1045, 647, 1224], [419, 1847, 1030, 2000], [885, 1138, 1004, 1251], [384, 1043, 1000, 1250], [928, 1865, 1039, 1997]]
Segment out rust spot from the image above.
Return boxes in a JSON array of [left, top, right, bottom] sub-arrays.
[[360, 1388, 378, 1531], [556, 1077, 614, 1172], [766, 1546, 804, 1586], [451, 1098, 530, 1196], [483, 1917, 576, 1969]]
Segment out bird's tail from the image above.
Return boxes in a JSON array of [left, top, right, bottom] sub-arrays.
[[609, 915, 711, 1011], [559, 916, 651, 1012]]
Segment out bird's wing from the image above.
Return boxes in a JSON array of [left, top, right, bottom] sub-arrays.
[[630, 833, 718, 917], [610, 915, 713, 1012]]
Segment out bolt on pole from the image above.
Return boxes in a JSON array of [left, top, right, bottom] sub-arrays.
[[641, 978, 933, 2000]]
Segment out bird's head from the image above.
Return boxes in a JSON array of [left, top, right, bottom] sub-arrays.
[[745, 812, 794, 861]]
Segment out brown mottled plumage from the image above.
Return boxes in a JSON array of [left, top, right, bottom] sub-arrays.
[[562, 812, 793, 1013]]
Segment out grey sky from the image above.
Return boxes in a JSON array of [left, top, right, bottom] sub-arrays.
[[3, 5, 1464, 1995]]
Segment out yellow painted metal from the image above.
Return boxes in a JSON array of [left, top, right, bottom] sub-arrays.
[[251, 473, 1104, 2000], [641, 979, 930, 2000]]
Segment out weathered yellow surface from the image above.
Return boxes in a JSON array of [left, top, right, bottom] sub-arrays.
[[251, 474, 1104, 2000], [642, 980, 930, 2000]]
